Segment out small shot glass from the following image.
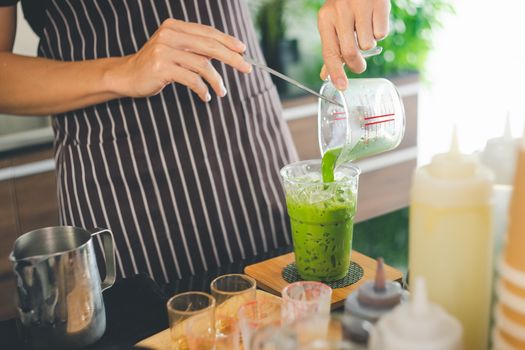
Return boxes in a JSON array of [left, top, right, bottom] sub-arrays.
[[166, 291, 215, 350], [281, 281, 332, 325], [238, 299, 282, 347], [210, 274, 257, 319]]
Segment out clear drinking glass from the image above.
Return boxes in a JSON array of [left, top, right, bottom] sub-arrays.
[[210, 274, 256, 349], [185, 312, 216, 350], [166, 291, 215, 350], [238, 299, 282, 349], [215, 316, 241, 350], [280, 160, 360, 281], [185, 314, 241, 350], [185, 315, 240, 350], [281, 281, 332, 325], [210, 274, 257, 318], [318, 78, 405, 164]]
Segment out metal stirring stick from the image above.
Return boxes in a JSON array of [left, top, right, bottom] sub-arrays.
[[245, 46, 383, 108]]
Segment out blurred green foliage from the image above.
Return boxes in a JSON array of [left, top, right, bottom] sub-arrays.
[[254, 0, 286, 70], [251, 0, 454, 92], [353, 208, 409, 281]]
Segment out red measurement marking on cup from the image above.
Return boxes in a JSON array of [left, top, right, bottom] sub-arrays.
[[365, 118, 395, 127], [332, 112, 396, 123], [364, 113, 395, 120], [332, 111, 346, 121]]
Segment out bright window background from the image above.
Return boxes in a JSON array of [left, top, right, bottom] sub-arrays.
[[418, 0, 525, 164]]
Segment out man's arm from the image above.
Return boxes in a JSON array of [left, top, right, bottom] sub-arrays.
[[0, 6, 124, 115], [0, 8, 251, 116]]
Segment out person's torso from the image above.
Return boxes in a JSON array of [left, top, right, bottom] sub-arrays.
[[40, 0, 297, 282], [37, 0, 275, 147]]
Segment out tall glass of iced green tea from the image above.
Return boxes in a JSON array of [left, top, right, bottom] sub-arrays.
[[280, 160, 360, 282]]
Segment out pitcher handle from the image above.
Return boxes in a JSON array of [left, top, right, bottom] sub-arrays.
[[89, 228, 116, 291]]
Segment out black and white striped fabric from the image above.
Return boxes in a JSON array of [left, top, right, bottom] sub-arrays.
[[38, 0, 298, 283]]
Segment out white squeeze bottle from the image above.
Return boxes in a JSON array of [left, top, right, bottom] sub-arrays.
[[479, 115, 519, 257], [479, 114, 519, 186], [369, 277, 463, 350], [409, 129, 493, 350]]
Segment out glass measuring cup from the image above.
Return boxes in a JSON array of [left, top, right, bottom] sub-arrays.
[[318, 79, 405, 164]]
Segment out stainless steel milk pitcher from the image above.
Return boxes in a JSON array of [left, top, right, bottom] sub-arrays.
[[10, 227, 116, 349]]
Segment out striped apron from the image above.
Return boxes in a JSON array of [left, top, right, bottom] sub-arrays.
[[38, 0, 298, 283]]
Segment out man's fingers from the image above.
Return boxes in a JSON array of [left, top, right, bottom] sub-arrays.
[[323, 48, 346, 90], [167, 64, 211, 102], [335, 13, 366, 75], [181, 73, 211, 102], [189, 36, 252, 73], [373, 0, 391, 40], [318, 18, 347, 90], [175, 51, 227, 98], [156, 29, 251, 74], [355, 3, 377, 50], [320, 65, 328, 80], [161, 18, 246, 53]]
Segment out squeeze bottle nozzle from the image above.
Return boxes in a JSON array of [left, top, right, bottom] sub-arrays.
[[374, 258, 386, 291], [345, 258, 406, 324]]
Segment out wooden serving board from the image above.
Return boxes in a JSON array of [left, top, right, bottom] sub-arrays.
[[244, 251, 403, 310], [136, 290, 281, 350]]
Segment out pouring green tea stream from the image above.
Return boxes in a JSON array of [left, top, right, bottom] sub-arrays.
[[321, 147, 342, 183], [321, 135, 402, 183]]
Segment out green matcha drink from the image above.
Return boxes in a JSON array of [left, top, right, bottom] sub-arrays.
[[322, 137, 399, 183], [281, 159, 360, 281]]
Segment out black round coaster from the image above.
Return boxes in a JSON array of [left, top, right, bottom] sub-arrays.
[[282, 262, 364, 289]]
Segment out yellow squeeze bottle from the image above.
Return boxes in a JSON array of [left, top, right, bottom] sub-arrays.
[[409, 130, 493, 350]]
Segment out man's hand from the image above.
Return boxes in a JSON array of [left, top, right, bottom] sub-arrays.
[[318, 0, 391, 90], [110, 19, 251, 102]]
